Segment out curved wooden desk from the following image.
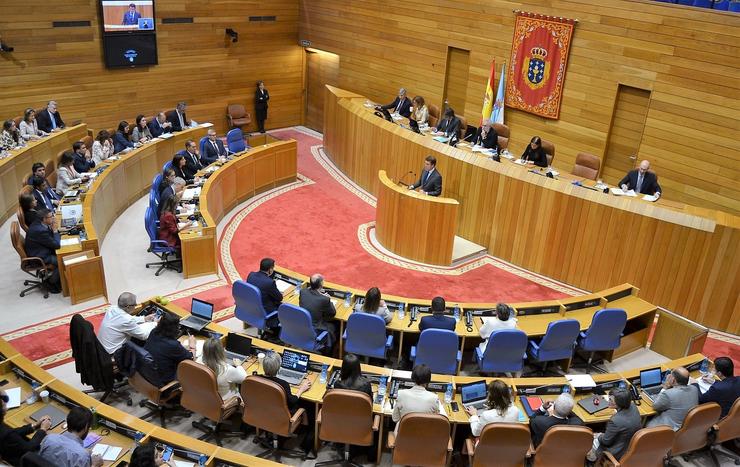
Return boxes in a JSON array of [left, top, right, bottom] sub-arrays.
[[322, 86, 739, 335], [376, 169, 459, 265]]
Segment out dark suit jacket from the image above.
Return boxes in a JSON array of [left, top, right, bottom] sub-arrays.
[[521, 146, 548, 168], [473, 127, 499, 150], [148, 119, 171, 138], [598, 404, 641, 460], [380, 97, 411, 118], [33, 189, 54, 212], [618, 169, 662, 195], [299, 288, 337, 334], [255, 89, 270, 110], [436, 116, 460, 138], [201, 139, 226, 165], [113, 131, 133, 154], [122, 11, 141, 25], [182, 151, 203, 180], [699, 376, 740, 417], [334, 376, 373, 399], [168, 111, 189, 132], [28, 177, 60, 201], [24, 221, 60, 264], [35, 110, 64, 133], [410, 169, 442, 197], [143, 332, 192, 387], [529, 410, 584, 447], [246, 270, 283, 313], [0, 422, 47, 466], [72, 153, 95, 173], [419, 314, 456, 332]]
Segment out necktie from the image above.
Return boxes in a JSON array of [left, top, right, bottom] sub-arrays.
[[212, 141, 218, 154], [179, 112, 185, 129], [423, 171, 429, 186], [636, 174, 644, 193], [50, 111, 56, 130], [396, 98, 403, 113]]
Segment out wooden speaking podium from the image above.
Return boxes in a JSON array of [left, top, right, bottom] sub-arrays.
[[375, 170, 459, 266]]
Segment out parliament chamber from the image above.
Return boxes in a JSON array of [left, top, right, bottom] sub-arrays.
[[0, 0, 738, 466]]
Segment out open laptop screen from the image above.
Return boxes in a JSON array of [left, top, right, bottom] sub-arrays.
[[191, 298, 214, 321], [225, 333, 252, 356], [460, 381, 487, 404], [640, 368, 663, 387], [281, 349, 309, 372]]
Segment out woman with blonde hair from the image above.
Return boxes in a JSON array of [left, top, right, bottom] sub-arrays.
[[201, 337, 246, 399], [410, 96, 428, 125]]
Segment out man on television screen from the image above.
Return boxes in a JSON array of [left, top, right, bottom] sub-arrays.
[[122, 3, 141, 26]]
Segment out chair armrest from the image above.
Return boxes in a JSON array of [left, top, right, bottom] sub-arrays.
[[447, 437, 453, 452], [475, 347, 483, 362], [528, 340, 540, 353], [602, 451, 619, 466], [316, 330, 328, 343], [456, 350, 462, 362], [316, 408, 322, 426], [372, 414, 380, 432], [387, 431, 396, 449], [21, 257, 46, 270], [527, 442, 535, 457], [150, 240, 172, 249], [289, 407, 306, 433], [463, 438, 474, 458], [342, 329, 347, 340], [410, 346, 416, 360], [385, 335, 394, 348], [160, 380, 180, 393], [265, 310, 278, 320], [579, 331, 587, 339]]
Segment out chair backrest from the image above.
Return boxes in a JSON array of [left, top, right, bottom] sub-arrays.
[[151, 173, 163, 194], [144, 206, 158, 242], [345, 312, 388, 358], [18, 184, 33, 196], [481, 329, 528, 373], [671, 402, 721, 456], [473, 422, 531, 467], [540, 139, 555, 166], [69, 314, 114, 391], [233, 280, 270, 329], [177, 360, 224, 422], [10, 221, 28, 261], [536, 319, 580, 361], [492, 123, 510, 151], [277, 303, 320, 351], [198, 136, 209, 156], [126, 341, 164, 401], [580, 308, 628, 351], [571, 152, 601, 181], [693, 0, 713, 6], [319, 389, 375, 446], [81, 135, 93, 150], [428, 104, 441, 127], [162, 160, 172, 172], [616, 426, 674, 467], [457, 116, 467, 140], [729, 0, 740, 11], [715, 397, 740, 443], [226, 128, 246, 153], [45, 159, 56, 188], [227, 104, 246, 119], [393, 413, 451, 467], [533, 425, 593, 467], [713, 0, 730, 10], [241, 375, 294, 436], [415, 329, 459, 375], [16, 207, 29, 233], [20, 452, 57, 467]]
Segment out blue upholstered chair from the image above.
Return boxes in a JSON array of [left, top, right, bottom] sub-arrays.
[[677, 0, 694, 4], [729, 1, 740, 11], [476, 329, 528, 375], [233, 280, 278, 338], [226, 128, 246, 154], [343, 313, 393, 360], [410, 329, 461, 375], [713, 0, 729, 9], [277, 303, 328, 353], [199, 136, 210, 157], [576, 308, 628, 372], [692, 0, 713, 7], [162, 160, 172, 172], [527, 319, 581, 376], [144, 206, 181, 276]]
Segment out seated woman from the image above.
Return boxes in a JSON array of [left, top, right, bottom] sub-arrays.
[[171, 153, 194, 185], [56, 151, 89, 193], [19, 108, 48, 141], [410, 96, 428, 125], [520, 136, 548, 168], [201, 338, 247, 400], [0, 388, 52, 466], [19, 193, 39, 227], [354, 286, 393, 324], [465, 380, 521, 437], [129, 442, 173, 467], [434, 107, 460, 139], [472, 121, 499, 152], [131, 115, 153, 144], [157, 196, 182, 250], [0, 120, 25, 151], [113, 120, 134, 154], [144, 313, 195, 387], [91, 130, 114, 165], [333, 353, 372, 399], [478, 303, 518, 353], [262, 351, 312, 412]]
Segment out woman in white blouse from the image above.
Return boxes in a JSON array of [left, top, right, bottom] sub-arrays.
[[478, 303, 518, 353], [465, 379, 521, 437], [56, 151, 88, 192], [410, 96, 429, 125], [91, 130, 114, 165], [0, 120, 24, 151], [201, 338, 246, 400], [131, 114, 152, 144], [19, 108, 48, 141]]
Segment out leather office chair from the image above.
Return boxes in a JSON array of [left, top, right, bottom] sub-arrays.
[[16, 205, 29, 232], [20, 452, 56, 467], [463, 422, 531, 467], [428, 104, 440, 128], [476, 329, 528, 375], [81, 135, 93, 150], [162, 160, 172, 172], [12, 115, 22, 129], [410, 329, 461, 375], [571, 152, 601, 181], [388, 413, 452, 467], [143, 206, 181, 276], [10, 221, 53, 299], [600, 426, 674, 467], [241, 375, 307, 461], [666, 402, 721, 465], [124, 341, 182, 427], [457, 115, 467, 141], [576, 308, 627, 372], [45, 158, 57, 189], [714, 0, 730, 10], [226, 128, 246, 153], [710, 398, 740, 465], [277, 303, 329, 353], [531, 425, 593, 467], [526, 319, 580, 376], [343, 312, 393, 361], [540, 139, 555, 166], [198, 136, 209, 158], [177, 360, 243, 446], [227, 104, 252, 130], [315, 389, 380, 467], [493, 123, 510, 151], [69, 314, 124, 403], [233, 280, 278, 338]]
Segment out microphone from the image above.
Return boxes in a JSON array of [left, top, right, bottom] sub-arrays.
[[450, 132, 473, 147]]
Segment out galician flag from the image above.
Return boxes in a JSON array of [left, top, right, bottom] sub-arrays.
[[491, 62, 506, 125], [480, 59, 496, 125]]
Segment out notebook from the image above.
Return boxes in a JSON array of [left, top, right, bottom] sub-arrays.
[[91, 444, 123, 462]]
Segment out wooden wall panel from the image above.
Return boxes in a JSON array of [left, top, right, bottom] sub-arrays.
[[300, 0, 740, 214], [0, 0, 303, 136]]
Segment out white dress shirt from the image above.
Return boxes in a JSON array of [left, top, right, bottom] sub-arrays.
[[97, 305, 153, 355], [478, 316, 518, 353], [469, 404, 521, 436]]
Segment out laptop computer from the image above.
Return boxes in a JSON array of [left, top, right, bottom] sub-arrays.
[[460, 380, 488, 410], [639, 367, 665, 403], [224, 333, 252, 364], [179, 298, 214, 332], [578, 395, 610, 415], [409, 119, 421, 134], [30, 405, 67, 430], [276, 349, 310, 385]]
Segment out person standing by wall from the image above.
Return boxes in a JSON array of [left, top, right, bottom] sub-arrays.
[[255, 80, 270, 133]]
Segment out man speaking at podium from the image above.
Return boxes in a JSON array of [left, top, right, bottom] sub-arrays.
[[409, 155, 442, 197]]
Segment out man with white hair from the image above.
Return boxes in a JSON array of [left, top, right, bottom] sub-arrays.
[[36, 100, 65, 133], [619, 160, 662, 197], [97, 292, 156, 357], [378, 87, 412, 118], [529, 392, 584, 447]]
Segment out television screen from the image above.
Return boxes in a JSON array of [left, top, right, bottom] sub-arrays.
[[101, 0, 155, 32], [103, 34, 158, 67]]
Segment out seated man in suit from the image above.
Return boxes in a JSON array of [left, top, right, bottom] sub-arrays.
[[392, 364, 443, 432], [24, 208, 61, 292], [72, 141, 95, 173], [158, 168, 175, 195], [0, 388, 52, 466], [409, 155, 442, 196], [472, 121, 499, 152], [31, 176, 56, 213], [35, 100, 65, 133], [419, 296, 456, 332], [158, 177, 185, 217], [246, 257, 282, 330], [587, 387, 642, 462], [529, 392, 584, 447], [698, 357, 739, 417], [121, 3, 141, 25], [378, 87, 412, 118], [201, 129, 227, 165], [619, 160, 662, 197], [167, 101, 190, 132], [647, 367, 698, 431], [298, 274, 337, 351], [434, 107, 461, 141], [181, 140, 203, 180], [148, 111, 173, 138]]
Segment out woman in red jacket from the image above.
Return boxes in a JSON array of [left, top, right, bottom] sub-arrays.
[[158, 196, 182, 250]]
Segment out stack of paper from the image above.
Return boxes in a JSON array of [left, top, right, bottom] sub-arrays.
[[642, 194, 659, 202], [91, 444, 123, 461], [276, 279, 292, 293], [60, 238, 80, 247], [5, 387, 21, 408], [610, 188, 637, 197], [565, 374, 597, 388], [514, 159, 527, 166]]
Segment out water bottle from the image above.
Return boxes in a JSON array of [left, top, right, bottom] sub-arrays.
[[91, 407, 98, 430], [198, 454, 208, 466], [444, 383, 453, 404], [27, 382, 40, 404], [378, 376, 388, 397], [319, 364, 328, 384], [134, 431, 144, 446], [453, 304, 460, 322], [397, 302, 405, 320], [344, 292, 351, 308], [294, 282, 301, 297], [700, 358, 709, 375]]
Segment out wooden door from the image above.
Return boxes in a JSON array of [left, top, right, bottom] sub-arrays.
[[602, 85, 651, 183], [442, 47, 470, 116], [305, 49, 339, 133]]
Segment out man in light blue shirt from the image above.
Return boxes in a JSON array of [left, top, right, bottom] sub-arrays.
[[39, 407, 103, 467]]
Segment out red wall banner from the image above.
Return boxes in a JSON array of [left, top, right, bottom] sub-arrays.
[[505, 12, 576, 119]]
